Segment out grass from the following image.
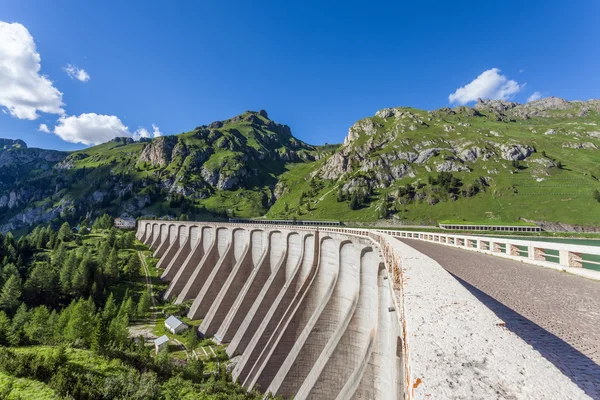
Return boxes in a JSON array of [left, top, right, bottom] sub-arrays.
[[0, 372, 60, 400], [266, 105, 600, 227]]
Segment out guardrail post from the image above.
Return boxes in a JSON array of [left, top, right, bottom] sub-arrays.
[[559, 250, 582, 268]]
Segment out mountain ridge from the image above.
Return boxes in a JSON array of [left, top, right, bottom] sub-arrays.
[[1, 98, 600, 233]]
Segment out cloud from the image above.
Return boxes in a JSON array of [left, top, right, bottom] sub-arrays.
[[132, 124, 162, 140], [449, 68, 523, 105], [65, 64, 90, 82], [53, 113, 164, 145], [0, 21, 64, 120], [38, 123, 50, 133], [54, 113, 130, 145], [527, 91, 542, 102], [152, 124, 162, 137]]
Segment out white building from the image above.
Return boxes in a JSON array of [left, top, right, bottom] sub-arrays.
[[154, 335, 169, 354], [114, 217, 136, 229], [164, 315, 188, 334]]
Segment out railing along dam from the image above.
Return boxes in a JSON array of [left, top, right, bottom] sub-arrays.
[[137, 221, 407, 400]]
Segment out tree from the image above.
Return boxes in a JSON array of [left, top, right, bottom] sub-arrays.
[[119, 295, 136, 321], [349, 191, 360, 210], [594, 189, 600, 203], [102, 293, 118, 322], [123, 254, 141, 281], [24, 305, 51, 344], [24, 263, 59, 308], [104, 247, 120, 281], [137, 290, 152, 318], [71, 256, 93, 297], [53, 243, 68, 267], [8, 303, 29, 346], [57, 222, 72, 242], [0, 311, 11, 345], [90, 319, 107, 354], [0, 275, 22, 314], [64, 297, 96, 347], [556, 160, 563, 169], [59, 253, 78, 295], [337, 188, 345, 202], [108, 314, 129, 349]]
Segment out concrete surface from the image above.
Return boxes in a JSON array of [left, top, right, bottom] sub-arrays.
[[399, 238, 600, 399]]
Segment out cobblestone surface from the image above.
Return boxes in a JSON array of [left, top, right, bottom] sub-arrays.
[[400, 238, 600, 399]]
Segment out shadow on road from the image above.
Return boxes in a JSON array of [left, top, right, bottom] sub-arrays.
[[449, 272, 600, 399]]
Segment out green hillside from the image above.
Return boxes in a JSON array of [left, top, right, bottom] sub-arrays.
[[0, 110, 315, 233], [268, 98, 600, 227], [1, 98, 600, 233]]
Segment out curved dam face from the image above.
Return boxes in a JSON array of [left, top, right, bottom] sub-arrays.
[[137, 221, 403, 400]]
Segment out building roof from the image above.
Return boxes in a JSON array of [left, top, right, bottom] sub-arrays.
[[116, 217, 136, 222], [154, 335, 169, 346], [165, 315, 186, 330]]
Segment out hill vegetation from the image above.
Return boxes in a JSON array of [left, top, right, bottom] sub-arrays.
[[0, 220, 268, 399], [1, 98, 600, 232]]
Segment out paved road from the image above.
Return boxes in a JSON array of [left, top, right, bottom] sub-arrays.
[[399, 238, 600, 399]]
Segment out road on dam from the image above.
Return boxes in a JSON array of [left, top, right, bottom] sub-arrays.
[[399, 238, 600, 399]]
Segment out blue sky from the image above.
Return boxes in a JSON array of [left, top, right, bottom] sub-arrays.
[[0, 0, 598, 150]]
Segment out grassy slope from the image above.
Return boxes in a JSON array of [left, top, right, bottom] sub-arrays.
[[268, 107, 600, 225]]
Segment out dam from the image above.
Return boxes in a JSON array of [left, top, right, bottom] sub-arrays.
[[137, 220, 600, 400]]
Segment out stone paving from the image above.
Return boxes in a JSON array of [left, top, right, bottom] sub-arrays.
[[400, 238, 600, 399]]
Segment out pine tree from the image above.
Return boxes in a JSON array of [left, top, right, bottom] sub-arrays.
[[108, 314, 130, 349], [119, 295, 136, 321], [593, 189, 600, 203], [349, 191, 360, 210], [102, 293, 118, 322], [123, 254, 141, 281], [8, 303, 29, 346], [24, 305, 50, 344], [0, 275, 22, 314], [53, 242, 68, 267], [137, 290, 152, 318], [71, 255, 92, 297], [57, 222, 72, 242], [0, 311, 10, 345], [60, 252, 78, 295], [64, 297, 96, 347], [104, 247, 120, 281], [90, 318, 107, 354]]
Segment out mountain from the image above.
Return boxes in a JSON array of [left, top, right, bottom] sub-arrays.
[[267, 97, 600, 229], [0, 110, 316, 233], [1, 98, 600, 234]]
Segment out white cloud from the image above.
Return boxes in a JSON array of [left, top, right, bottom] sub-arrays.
[[53, 113, 163, 145], [65, 64, 90, 82], [0, 21, 64, 120], [152, 124, 162, 137], [38, 123, 50, 133], [527, 91, 542, 102], [132, 124, 162, 140], [54, 113, 130, 145], [449, 68, 523, 105]]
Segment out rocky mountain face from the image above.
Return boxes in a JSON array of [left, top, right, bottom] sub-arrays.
[[269, 97, 600, 227], [0, 110, 314, 233], [2, 99, 600, 233]]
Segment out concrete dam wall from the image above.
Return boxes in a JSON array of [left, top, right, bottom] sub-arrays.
[[137, 221, 404, 400]]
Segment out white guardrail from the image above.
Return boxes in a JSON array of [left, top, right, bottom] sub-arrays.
[[374, 229, 600, 277]]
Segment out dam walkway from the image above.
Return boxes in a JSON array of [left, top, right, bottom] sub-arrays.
[[400, 238, 600, 399]]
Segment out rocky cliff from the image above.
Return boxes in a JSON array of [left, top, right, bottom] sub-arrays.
[[268, 97, 600, 227], [0, 110, 315, 233]]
